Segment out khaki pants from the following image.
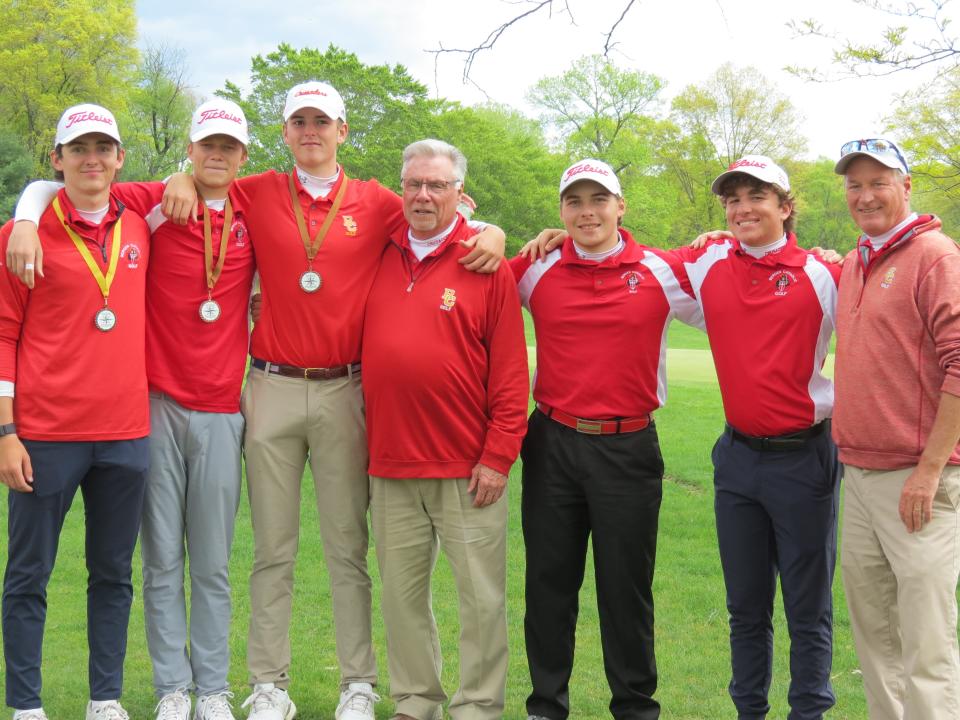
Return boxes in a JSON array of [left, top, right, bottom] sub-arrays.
[[242, 368, 374, 689], [841, 464, 960, 719], [370, 476, 508, 720]]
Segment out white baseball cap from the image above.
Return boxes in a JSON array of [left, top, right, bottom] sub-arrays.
[[711, 155, 790, 195], [559, 158, 621, 197], [55, 103, 121, 147], [283, 81, 346, 122], [190, 98, 249, 145], [834, 138, 909, 174]]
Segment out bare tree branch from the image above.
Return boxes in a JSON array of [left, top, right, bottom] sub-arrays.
[[428, 1, 563, 84], [428, 0, 640, 84], [603, 0, 637, 56]]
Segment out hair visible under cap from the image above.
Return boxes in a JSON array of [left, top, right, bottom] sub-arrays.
[[401, 139, 467, 184], [717, 173, 797, 235]]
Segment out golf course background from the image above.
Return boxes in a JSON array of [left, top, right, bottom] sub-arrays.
[[0, 320, 893, 719]]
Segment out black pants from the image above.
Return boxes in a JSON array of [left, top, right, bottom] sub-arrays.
[[3, 438, 149, 709], [712, 428, 840, 720], [522, 409, 663, 720]]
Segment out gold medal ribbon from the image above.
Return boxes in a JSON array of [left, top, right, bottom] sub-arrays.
[[203, 198, 234, 295], [52, 196, 122, 306], [288, 170, 349, 263]]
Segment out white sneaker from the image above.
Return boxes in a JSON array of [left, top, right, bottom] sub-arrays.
[[335, 683, 379, 720], [194, 693, 235, 720], [155, 691, 191, 720], [12, 710, 49, 720], [85, 702, 129, 720], [240, 684, 296, 720]]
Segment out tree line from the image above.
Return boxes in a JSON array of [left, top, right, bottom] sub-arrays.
[[4, 0, 960, 254]]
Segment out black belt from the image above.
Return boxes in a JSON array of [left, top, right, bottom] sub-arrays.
[[251, 358, 360, 380], [727, 420, 828, 452]]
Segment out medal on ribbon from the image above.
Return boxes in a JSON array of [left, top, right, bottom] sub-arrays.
[[52, 197, 122, 332], [288, 170, 348, 293], [200, 199, 234, 323]]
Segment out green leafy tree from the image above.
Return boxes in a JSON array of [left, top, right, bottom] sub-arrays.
[[0, 0, 138, 173], [121, 43, 196, 181], [657, 63, 807, 243], [885, 66, 960, 226], [785, 158, 858, 252], [651, 122, 727, 245], [671, 63, 807, 167], [0, 127, 34, 223], [428, 103, 567, 252], [218, 44, 440, 181], [527, 54, 664, 171]]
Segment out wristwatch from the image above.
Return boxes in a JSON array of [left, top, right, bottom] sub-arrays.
[[0, 423, 16, 436]]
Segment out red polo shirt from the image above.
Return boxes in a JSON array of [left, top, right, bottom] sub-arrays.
[[0, 189, 150, 440], [510, 230, 703, 419], [113, 182, 256, 413], [363, 217, 529, 478], [674, 234, 841, 436], [232, 170, 405, 367]]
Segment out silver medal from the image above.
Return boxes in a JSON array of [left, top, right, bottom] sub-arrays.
[[94, 307, 117, 332], [299, 270, 322, 293], [199, 299, 222, 323]]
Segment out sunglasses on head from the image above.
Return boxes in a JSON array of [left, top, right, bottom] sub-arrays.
[[840, 138, 909, 172]]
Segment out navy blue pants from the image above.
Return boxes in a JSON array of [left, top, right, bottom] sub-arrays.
[[712, 427, 839, 720], [2, 438, 149, 709], [522, 409, 662, 720]]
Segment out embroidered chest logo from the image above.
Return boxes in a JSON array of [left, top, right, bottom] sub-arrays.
[[880, 267, 897, 289], [232, 218, 247, 247], [769, 269, 797, 296], [621, 270, 644, 294], [440, 287, 457, 312], [120, 243, 141, 269], [342, 215, 357, 236]]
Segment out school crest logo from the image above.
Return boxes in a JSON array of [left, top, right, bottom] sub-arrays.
[[231, 218, 248, 247], [880, 267, 896, 289], [120, 243, 142, 269], [621, 270, 644, 294], [343, 215, 357, 236], [440, 287, 457, 312], [769, 269, 797, 296]]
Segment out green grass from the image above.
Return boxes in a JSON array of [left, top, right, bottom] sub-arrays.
[[0, 332, 886, 719]]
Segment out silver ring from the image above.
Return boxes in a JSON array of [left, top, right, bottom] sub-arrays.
[[24, 263, 34, 270]]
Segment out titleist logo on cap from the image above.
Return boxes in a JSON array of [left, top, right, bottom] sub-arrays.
[[198, 109, 243, 125], [565, 162, 609, 180], [728, 158, 767, 170], [296, 89, 327, 97], [65, 111, 114, 129]]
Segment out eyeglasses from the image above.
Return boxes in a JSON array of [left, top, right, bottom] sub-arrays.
[[840, 138, 909, 173], [401, 178, 461, 194]]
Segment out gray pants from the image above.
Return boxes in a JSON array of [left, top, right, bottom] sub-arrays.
[[141, 393, 244, 696]]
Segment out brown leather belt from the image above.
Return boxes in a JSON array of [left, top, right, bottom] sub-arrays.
[[537, 402, 651, 435], [251, 357, 360, 380]]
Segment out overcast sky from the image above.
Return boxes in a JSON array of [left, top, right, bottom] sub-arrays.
[[136, 0, 944, 160]]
